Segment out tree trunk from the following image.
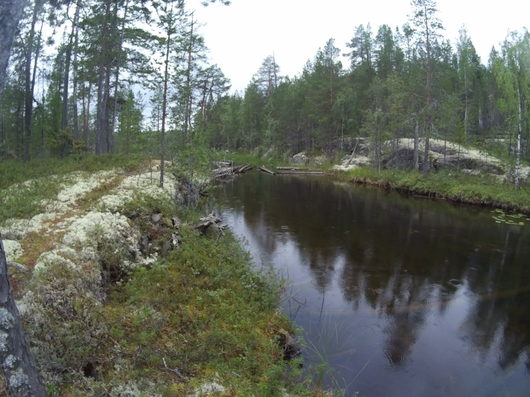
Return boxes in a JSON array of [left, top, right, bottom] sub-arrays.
[[95, 0, 112, 154], [0, 0, 26, 97], [95, 64, 108, 154], [423, 134, 430, 173], [72, 20, 80, 139], [61, 1, 81, 132], [515, 84, 522, 189], [109, 0, 129, 153], [183, 15, 195, 137], [0, 238, 46, 396], [413, 119, 419, 170], [23, 1, 41, 161], [463, 67, 468, 137], [83, 80, 92, 148], [160, 25, 171, 188]]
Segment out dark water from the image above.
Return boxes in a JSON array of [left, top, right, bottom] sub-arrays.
[[213, 172, 530, 397]]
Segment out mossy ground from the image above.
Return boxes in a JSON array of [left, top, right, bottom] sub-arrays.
[[0, 154, 147, 223], [98, 225, 307, 395], [1, 157, 321, 396]]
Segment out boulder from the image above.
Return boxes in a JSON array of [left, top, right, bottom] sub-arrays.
[[291, 152, 308, 165]]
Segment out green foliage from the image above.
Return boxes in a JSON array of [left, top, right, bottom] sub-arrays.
[[116, 90, 144, 155]]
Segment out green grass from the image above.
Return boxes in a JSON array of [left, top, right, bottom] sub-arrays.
[[340, 167, 530, 214], [99, 218, 312, 396]]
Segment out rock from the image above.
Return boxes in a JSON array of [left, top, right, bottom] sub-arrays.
[[383, 138, 507, 175], [151, 213, 162, 224], [291, 152, 308, 165], [194, 382, 225, 396], [333, 153, 371, 171]]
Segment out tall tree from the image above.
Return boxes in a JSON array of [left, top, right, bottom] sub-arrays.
[[23, 0, 45, 160], [493, 31, 530, 189], [457, 27, 482, 137], [0, 0, 27, 96], [61, 0, 81, 132], [0, 2, 46, 395], [252, 55, 281, 97], [154, 0, 185, 187], [410, 0, 444, 172]]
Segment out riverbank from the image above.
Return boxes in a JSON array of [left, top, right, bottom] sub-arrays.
[[0, 156, 317, 396], [215, 150, 530, 215], [338, 167, 530, 215], [213, 148, 530, 215]]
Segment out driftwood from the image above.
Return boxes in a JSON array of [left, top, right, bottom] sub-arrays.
[[259, 166, 276, 175], [212, 164, 253, 180]]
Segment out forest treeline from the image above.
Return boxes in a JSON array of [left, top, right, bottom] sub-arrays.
[[0, 0, 230, 160], [198, 2, 529, 185], [0, 0, 529, 183]]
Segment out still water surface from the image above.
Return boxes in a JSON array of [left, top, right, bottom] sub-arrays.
[[213, 172, 530, 396]]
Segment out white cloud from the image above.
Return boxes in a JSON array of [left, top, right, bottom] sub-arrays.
[[189, 0, 530, 92]]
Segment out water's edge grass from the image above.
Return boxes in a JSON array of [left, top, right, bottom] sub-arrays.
[[337, 167, 530, 215], [0, 156, 331, 396]]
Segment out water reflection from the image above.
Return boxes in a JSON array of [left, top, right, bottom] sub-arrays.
[[214, 173, 530, 396]]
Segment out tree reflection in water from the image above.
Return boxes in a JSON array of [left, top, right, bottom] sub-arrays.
[[215, 173, 530, 395]]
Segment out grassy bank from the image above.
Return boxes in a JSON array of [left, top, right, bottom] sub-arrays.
[[209, 150, 530, 214], [339, 167, 530, 214], [100, 212, 307, 395], [0, 157, 321, 396]]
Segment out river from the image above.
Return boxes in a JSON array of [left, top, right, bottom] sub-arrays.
[[213, 172, 530, 397]]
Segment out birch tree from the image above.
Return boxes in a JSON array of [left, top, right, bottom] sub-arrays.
[[493, 31, 529, 189]]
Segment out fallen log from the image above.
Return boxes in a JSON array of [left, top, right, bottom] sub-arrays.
[[276, 166, 324, 174], [212, 164, 252, 180], [276, 170, 325, 175], [237, 164, 253, 173], [276, 166, 307, 171], [259, 166, 276, 175]]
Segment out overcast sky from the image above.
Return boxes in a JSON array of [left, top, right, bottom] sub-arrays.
[[188, 0, 530, 93]]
